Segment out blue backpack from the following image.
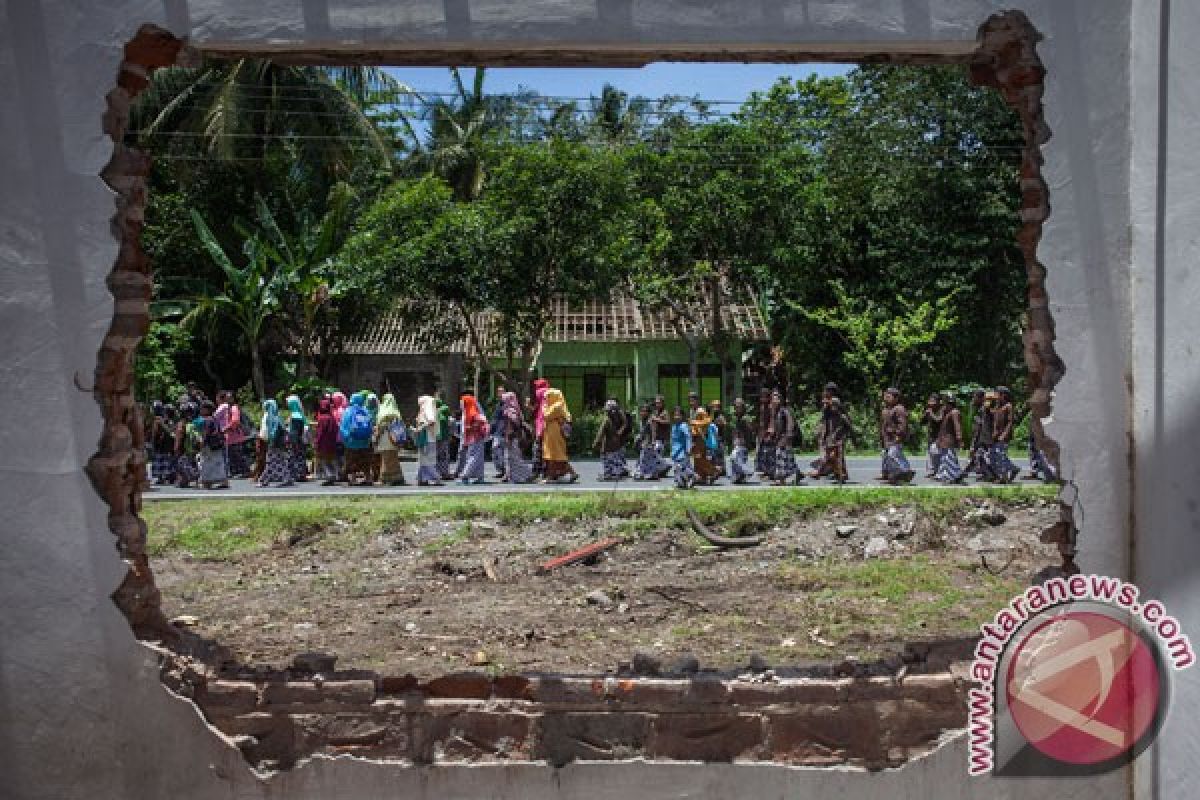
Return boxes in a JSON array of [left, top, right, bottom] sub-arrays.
[[347, 406, 373, 445]]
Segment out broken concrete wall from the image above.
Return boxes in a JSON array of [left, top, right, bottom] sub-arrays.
[[1, 0, 1188, 798]]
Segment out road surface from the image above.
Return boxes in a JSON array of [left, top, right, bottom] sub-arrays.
[[145, 455, 1044, 500]]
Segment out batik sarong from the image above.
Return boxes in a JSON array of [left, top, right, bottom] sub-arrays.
[[460, 440, 486, 482], [198, 447, 227, 485], [600, 450, 628, 480], [989, 442, 1019, 483], [258, 447, 293, 486], [151, 451, 175, 483], [436, 439, 452, 479], [933, 446, 964, 483], [673, 455, 696, 488], [504, 443, 533, 483], [417, 441, 441, 484], [773, 445, 798, 482], [730, 444, 752, 482], [175, 454, 198, 486], [755, 442, 775, 476], [881, 445, 915, 483]]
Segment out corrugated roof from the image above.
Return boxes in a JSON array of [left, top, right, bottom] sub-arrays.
[[339, 293, 769, 357]]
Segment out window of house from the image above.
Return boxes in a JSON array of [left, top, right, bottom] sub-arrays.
[[657, 363, 722, 410]]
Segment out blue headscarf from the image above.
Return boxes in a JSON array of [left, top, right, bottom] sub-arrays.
[[339, 392, 365, 440], [286, 394, 306, 433], [262, 398, 282, 441]]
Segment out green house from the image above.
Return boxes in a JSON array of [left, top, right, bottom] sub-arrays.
[[334, 295, 768, 414]]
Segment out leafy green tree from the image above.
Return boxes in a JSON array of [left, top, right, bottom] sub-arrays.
[[186, 209, 292, 397], [797, 281, 961, 397]]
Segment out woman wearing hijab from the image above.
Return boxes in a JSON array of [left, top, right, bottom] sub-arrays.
[[594, 398, 630, 481], [257, 398, 294, 487], [435, 394, 453, 480], [500, 391, 533, 483], [313, 395, 340, 486], [707, 400, 730, 478], [770, 389, 801, 486], [457, 394, 490, 484], [149, 401, 174, 485], [197, 400, 231, 489], [341, 391, 375, 486], [414, 395, 443, 486], [530, 378, 550, 479], [539, 388, 578, 483], [373, 393, 407, 486], [285, 394, 309, 482], [330, 391, 348, 481], [173, 401, 200, 488], [689, 406, 719, 485]]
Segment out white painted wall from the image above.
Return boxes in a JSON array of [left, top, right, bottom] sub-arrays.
[[0, 0, 1189, 797]]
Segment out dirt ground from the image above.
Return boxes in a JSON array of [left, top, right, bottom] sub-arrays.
[[154, 496, 1061, 677]]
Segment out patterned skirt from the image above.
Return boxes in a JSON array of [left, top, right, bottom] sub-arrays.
[[773, 445, 798, 481], [492, 437, 508, 475], [989, 442, 1019, 483], [151, 450, 175, 483], [289, 440, 309, 481], [227, 442, 250, 478], [505, 442, 533, 483], [926, 442, 942, 475], [175, 453, 198, 485], [881, 444, 914, 481], [933, 447, 964, 482], [531, 436, 545, 477], [1029, 434, 1057, 480], [755, 442, 776, 476], [436, 440, 453, 479], [600, 450, 629, 480], [635, 444, 661, 479], [673, 456, 695, 488], [711, 445, 728, 476], [460, 441, 486, 481], [417, 441, 441, 484], [198, 447, 228, 484], [730, 444, 752, 481], [314, 454, 339, 482], [259, 447, 293, 486]]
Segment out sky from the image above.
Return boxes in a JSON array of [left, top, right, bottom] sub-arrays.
[[382, 62, 851, 106]]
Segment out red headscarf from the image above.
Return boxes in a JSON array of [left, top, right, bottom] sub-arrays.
[[461, 394, 483, 425], [533, 379, 550, 437]]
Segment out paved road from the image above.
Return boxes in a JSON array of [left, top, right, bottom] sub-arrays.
[[145, 455, 1043, 500]]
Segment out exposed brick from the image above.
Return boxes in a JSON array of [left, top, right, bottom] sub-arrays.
[[526, 676, 608, 705], [728, 679, 843, 707], [422, 672, 492, 699], [260, 680, 375, 709], [536, 712, 653, 766], [378, 674, 418, 695], [767, 703, 885, 768], [413, 710, 535, 763], [197, 680, 258, 711], [648, 713, 765, 762], [210, 712, 280, 737], [492, 674, 533, 700], [294, 712, 389, 748]]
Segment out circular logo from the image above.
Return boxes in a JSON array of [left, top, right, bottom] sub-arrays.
[[1005, 609, 1166, 768]]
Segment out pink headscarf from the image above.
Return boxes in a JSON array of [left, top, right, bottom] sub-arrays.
[[533, 379, 550, 438], [331, 391, 348, 423]]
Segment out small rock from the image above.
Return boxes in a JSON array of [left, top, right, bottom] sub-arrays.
[[747, 653, 768, 672], [404, 622, 419, 633], [292, 651, 337, 673], [671, 654, 700, 674], [585, 590, 614, 608], [835, 525, 859, 538], [293, 622, 316, 633], [616, 602, 630, 614], [864, 536, 890, 558], [470, 650, 490, 666], [875, 514, 890, 525], [781, 637, 797, 648], [632, 651, 662, 676], [965, 535, 986, 553], [170, 615, 199, 627]]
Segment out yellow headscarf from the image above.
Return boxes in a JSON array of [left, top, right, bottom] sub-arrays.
[[543, 388, 571, 422], [689, 408, 712, 436]]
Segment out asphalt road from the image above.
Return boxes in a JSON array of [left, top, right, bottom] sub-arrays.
[[145, 454, 1042, 500]]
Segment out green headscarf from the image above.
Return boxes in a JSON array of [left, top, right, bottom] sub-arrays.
[[376, 393, 401, 425]]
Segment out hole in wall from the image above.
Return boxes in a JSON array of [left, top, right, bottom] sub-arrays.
[[92, 10, 1072, 772]]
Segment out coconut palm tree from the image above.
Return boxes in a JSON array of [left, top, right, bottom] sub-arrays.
[[129, 60, 410, 192]]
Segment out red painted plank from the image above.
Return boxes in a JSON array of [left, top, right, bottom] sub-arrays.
[[537, 537, 621, 574]]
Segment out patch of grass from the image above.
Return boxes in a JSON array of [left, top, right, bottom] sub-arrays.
[[422, 521, 474, 554], [144, 484, 1055, 560]]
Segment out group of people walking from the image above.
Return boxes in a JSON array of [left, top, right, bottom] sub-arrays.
[[145, 379, 1054, 491]]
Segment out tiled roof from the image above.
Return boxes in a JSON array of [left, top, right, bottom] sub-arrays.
[[340, 294, 769, 356]]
